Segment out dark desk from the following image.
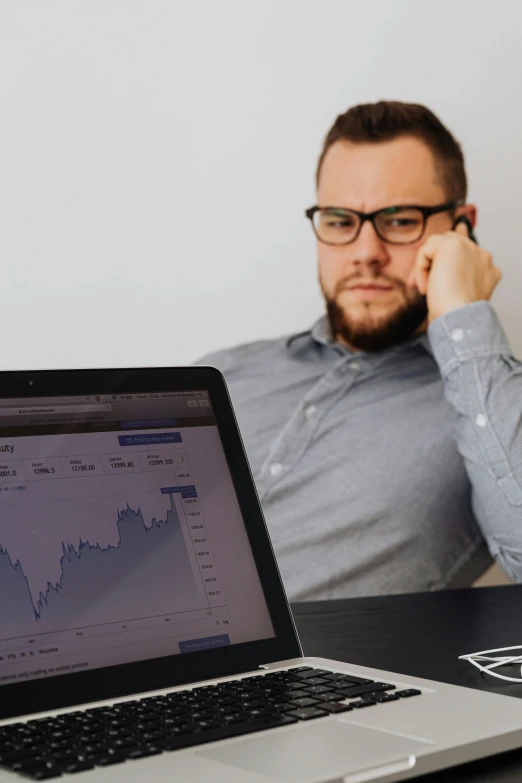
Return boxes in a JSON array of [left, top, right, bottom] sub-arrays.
[[292, 585, 522, 783]]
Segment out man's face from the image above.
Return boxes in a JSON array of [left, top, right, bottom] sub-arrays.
[[316, 136, 456, 352]]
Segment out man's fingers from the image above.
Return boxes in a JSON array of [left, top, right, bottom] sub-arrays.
[[407, 264, 429, 294], [415, 267, 430, 295], [454, 220, 471, 237], [408, 246, 433, 293]]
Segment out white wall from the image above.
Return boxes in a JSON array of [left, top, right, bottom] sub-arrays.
[[1, 0, 521, 369]]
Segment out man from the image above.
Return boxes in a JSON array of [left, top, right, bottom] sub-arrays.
[[196, 101, 522, 601]]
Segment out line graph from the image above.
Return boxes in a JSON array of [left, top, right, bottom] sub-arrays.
[[0, 494, 208, 639], [0, 424, 237, 685]]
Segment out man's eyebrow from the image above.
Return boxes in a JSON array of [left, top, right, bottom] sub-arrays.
[[323, 207, 352, 216], [321, 204, 421, 216]]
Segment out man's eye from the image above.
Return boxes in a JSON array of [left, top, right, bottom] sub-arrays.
[[322, 213, 357, 229], [388, 218, 418, 227], [325, 219, 354, 228]]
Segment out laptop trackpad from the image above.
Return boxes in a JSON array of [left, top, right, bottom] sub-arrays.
[[199, 720, 432, 782]]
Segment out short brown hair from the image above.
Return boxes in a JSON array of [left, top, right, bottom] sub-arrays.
[[317, 100, 467, 201]]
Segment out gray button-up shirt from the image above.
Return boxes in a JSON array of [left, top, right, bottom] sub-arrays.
[[196, 301, 522, 601]]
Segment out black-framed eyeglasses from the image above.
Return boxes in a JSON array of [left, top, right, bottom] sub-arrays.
[[305, 200, 463, 246]]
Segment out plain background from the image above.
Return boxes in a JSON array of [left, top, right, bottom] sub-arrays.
[[0, 0, 520, 371]]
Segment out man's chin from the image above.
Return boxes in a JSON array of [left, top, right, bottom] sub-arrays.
[[326, 296, 428, 353]]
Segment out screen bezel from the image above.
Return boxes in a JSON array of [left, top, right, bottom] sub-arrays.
[[0, 366, 301, 720]]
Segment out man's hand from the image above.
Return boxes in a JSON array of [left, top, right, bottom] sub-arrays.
[[406, 221, 502, 323]]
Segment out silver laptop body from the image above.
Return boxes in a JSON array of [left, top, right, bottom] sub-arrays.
[[0, 366, 520, 783]]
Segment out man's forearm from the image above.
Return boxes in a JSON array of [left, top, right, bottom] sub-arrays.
[[428, 301, 522, 579]]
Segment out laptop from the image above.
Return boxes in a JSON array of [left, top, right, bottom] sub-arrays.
[[0, 366, 521, 783]]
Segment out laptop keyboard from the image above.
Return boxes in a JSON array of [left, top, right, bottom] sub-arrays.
[[0, 667, 421, 779]]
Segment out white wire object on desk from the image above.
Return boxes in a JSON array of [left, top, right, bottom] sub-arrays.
[[459, 645, 522, 682]]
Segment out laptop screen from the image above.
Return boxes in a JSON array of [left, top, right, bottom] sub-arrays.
[[0, 389, 275, 687]]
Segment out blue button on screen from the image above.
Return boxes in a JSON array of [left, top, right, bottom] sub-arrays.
[[179, 634, 231, 653]]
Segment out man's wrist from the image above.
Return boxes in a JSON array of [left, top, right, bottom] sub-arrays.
[[427, 301, 513, 375], [428, 297, 482, 324]]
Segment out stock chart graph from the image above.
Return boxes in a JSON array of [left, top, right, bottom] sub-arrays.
[[0, 418, 235, 685], [0, 434, 216, 642], [0, 495, 206, 639]]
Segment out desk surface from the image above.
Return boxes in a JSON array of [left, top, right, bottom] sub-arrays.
[[292, 585, 522, 783]]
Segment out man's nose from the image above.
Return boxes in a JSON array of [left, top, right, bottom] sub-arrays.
[[348, 219, 390, 270]]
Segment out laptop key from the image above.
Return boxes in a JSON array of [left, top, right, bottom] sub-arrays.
[[351, 700, 377, 709], [316, 702, 354, 714], [284, 680, 316, 691], [313, 691, 345, 702], [96, 752, 128, 767], [292, 669, 333, 680], [270, 703, 292, 713], [170, 725, 196, 736], [246, 708, 274, 719], [222, 714, 247, 724], [396, 689, 421, 697], [196, 720, 223, 731], [275, 689, 309, 700], [322, 673, 374, 686], [285, 708, 328, 721], [127, 746, 163, 760], [342, 675, 376, 685], [79, 744, 106, 756], [239, 700, 265, 710], [303, 685, 334, 696], [52, 751, 79, 763], [298, 677, 330, 687], [21, 768, 62, 780], [11, 758, 52, 772], [61, 761, 95, 774], [112, 738, 139, 749], [142, 731, 168, 743], [338, 683, 395, 699], [213, 705, 240, 716], [287, 697, 320, 709], [373, 694, 400, 703], [0, 748, 37, 763], [263, 672, 298, 680]]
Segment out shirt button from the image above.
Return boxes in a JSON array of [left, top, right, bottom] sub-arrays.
[[269, 463, 283, 477], [451, 328, 465, 342], [350, 362, 360, 370], [304, 405, 316, 418], [475, 414, 487, 428]]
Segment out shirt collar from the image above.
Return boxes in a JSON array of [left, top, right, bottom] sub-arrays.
[[311, 315, 336, 347], [286, 314, 434, 358], [285, 315, 339, 354]]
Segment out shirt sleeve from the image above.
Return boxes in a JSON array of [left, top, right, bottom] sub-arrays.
[[428, 301, 522, 581]]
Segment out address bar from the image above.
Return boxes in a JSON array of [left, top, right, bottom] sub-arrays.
[[0, 404, 112, 416]]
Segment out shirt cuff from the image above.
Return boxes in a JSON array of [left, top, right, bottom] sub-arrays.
[[427, 301, 513, 375]]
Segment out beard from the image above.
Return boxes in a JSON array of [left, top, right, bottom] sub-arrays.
[[323, 275, 428, 353]]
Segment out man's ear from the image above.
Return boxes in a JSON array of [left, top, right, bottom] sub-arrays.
[[454, 203, 477, 228]]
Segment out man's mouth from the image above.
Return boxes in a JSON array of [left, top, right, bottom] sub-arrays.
[[346, 283, 394, 291]]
